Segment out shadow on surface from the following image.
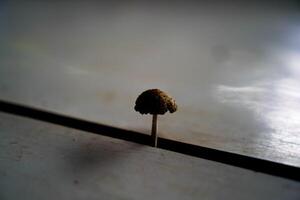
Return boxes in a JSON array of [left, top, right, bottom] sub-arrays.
[[64, 139, 143, 174]]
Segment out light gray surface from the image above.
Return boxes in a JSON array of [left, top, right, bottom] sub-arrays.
[[0, 1, 300, 167], [0, 111, 299, 200]]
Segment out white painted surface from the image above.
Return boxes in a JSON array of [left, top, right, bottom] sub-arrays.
[[0, 1, 300, 166], [0, 112, 299, 200]]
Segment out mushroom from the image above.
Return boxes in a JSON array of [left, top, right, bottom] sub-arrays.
[[134, 89, 177, 147]]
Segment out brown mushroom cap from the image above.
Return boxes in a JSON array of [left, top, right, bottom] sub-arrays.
[[134, 89, 177, 115]]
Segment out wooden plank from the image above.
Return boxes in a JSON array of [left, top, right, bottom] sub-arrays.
[[0, 112, 299, 200], [0, 100, 298, 181], [0, 1, 300, 167]]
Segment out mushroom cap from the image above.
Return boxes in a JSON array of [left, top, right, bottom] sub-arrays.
[[134, 89, 177, 115]]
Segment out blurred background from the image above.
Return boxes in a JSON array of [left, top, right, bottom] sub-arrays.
[[0, 0, 299, 166]]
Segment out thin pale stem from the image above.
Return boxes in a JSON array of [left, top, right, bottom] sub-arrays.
[[151, 114, 158, 147]]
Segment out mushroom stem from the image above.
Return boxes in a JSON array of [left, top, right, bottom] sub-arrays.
[[151, 114, 158, 147]]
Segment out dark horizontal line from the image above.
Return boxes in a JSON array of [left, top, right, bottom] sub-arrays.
[[0, 99, 299, 181], [158, 139, 300, 181], [0, 100, 149, 145]]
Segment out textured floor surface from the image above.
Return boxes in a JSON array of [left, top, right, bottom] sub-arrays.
[[0, 112, 299, 200], [0, 1, 300, 167]]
